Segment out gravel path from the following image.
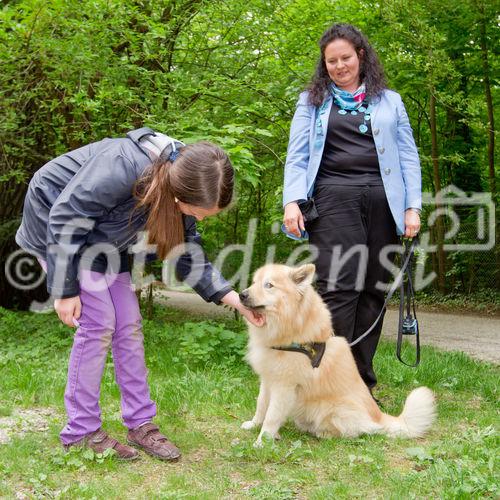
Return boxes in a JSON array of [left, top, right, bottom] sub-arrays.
[[158, 290, 500, 364]]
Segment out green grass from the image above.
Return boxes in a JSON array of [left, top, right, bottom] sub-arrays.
[[0, 305, 498, 499]]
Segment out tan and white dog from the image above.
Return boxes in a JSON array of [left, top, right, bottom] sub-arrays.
[[239, 263, 436, 447]]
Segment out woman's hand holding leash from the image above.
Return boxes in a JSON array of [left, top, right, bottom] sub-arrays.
[[54, 296, 81, 328], [221, 290, 266, 327], [283, 202, 305, 238], [404, 209, 421, 239]]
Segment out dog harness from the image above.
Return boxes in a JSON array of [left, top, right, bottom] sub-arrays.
[[271, 342, 326, 368]]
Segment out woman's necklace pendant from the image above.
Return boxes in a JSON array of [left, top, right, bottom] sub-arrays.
[[334, 96, 371, 134]]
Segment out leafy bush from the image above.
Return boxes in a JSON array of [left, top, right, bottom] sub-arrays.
[[175, 320, 247, 366]]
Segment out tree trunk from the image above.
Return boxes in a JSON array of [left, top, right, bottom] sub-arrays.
[[477, 1, 499, 289], [477, 3, 496, 196], [429, 91, 446, 293]]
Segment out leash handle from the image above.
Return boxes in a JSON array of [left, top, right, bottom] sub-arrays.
[[396, 239, 420, 367], [348, 238, 418, 349]]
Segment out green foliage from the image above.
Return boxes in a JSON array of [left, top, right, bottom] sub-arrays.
[[175, 320, 247, 366], [0, 0, 498, 310], [403, 426, 499, 497], [413, 289, 500, 314], [0, 307, 72, 365], [228, 436, 314, 467], [50, 446, 117, 471]]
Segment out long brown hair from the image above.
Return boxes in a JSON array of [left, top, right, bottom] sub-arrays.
[[307, 23, 387, 107], [134, 141, 234, 259]]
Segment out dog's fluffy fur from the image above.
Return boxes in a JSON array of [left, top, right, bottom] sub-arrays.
[[240, 263, 436, 447]]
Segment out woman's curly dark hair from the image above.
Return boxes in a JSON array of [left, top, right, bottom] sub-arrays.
[[307, 23, 387, 107]]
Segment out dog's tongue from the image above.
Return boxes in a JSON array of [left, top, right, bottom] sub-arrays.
[[253, 311, 266, 327]]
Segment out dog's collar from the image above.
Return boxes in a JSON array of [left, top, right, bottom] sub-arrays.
[[271, 342, 326, 368]]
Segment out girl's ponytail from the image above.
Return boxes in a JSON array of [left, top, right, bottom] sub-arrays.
[[134, 141, 234, 260], [134, 158, 184, 260]]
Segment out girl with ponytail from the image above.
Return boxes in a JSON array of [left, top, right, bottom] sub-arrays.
[[16, 127, 263, 461]]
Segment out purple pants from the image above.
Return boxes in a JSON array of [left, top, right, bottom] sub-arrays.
[[41, 262, 156, 444]]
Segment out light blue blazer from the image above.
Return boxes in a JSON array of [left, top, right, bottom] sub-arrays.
[[283, 89, 422, 235]]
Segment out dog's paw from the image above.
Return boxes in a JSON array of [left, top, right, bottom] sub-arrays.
[[241, 420, 257, 430], [253, 431, 275, 448], [253, 438, 263, 448]]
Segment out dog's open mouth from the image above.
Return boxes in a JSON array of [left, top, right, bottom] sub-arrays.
[[239, 291, 268, 317], [246, 304, 267, 312], [240, 300, 267, 312]]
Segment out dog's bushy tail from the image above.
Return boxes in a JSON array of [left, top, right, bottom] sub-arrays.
[[381, 387, 436, 438]]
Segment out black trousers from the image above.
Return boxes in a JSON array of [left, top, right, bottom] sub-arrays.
[[305, 183, 398, 389]]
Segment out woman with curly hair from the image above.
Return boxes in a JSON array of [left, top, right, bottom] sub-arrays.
[[282, 23, 421, 390]]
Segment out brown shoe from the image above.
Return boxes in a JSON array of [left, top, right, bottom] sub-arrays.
[[65, 429, 139, 461], [127, 422, 181, 461]]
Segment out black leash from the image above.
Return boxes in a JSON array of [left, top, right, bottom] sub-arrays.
[[349, 238, 420, 366], [396, 239, 420, 366]]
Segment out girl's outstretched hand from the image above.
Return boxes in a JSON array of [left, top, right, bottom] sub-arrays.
[[54, 296, 81, 328], [221, 290, 266, 327]]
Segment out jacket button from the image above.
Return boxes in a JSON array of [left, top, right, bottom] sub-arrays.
[[379, 147, 385, 154], [373, 128, 380, 135], [384, 168, 391, 175]]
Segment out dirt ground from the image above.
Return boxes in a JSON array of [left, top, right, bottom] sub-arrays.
[[157, 290, 500, 364], [0, 408, 61, 446]]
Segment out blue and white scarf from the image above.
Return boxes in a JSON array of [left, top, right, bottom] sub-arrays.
[[330, 82, 367, 110]]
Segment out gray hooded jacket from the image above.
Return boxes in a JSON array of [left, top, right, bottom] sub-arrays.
[[15, 128, 233, 303]]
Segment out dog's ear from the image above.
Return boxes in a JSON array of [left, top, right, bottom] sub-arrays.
[[290, 264, 316, 291]]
